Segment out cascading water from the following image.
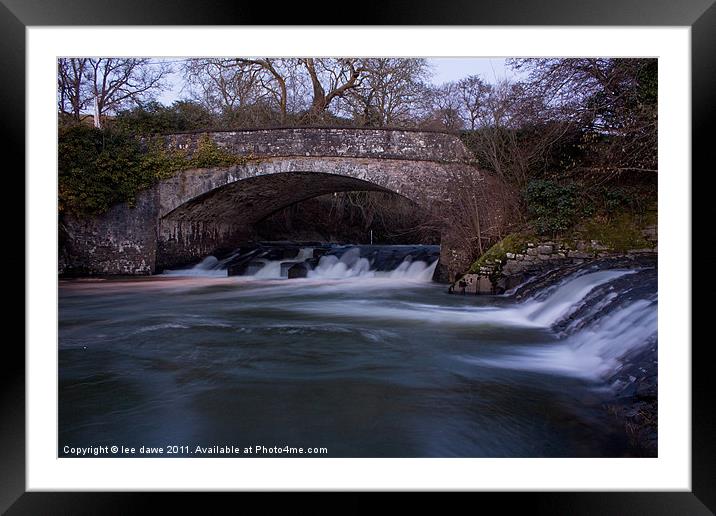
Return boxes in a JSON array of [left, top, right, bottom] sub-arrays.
[[162, 244, 440, 282], [459, 263, 657, 383], [518, 269, 636, 327], [60, 251, 657, 457], [161, 255, 227, 277]]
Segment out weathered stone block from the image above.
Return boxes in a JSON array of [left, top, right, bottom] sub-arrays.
[[164, 128, 474, 164], [567, 251, 591, 259], [502, 262, 520, 274], [477, 276, 494, 294]]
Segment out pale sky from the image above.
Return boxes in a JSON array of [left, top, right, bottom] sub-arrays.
[[157, 58, 517, 106], [429, 58, 516, 84]]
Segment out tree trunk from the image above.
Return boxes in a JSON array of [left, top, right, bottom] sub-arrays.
[[93, 96, 101, 129]]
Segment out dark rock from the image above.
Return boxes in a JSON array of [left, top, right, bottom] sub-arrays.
[[287, 263, 309, 278]]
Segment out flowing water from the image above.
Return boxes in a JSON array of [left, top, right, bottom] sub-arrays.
[[59, 245, 657, 457]]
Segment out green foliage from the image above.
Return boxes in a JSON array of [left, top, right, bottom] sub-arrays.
[[59, 125, 153, 214], [59, 126, 252, 216], [186, 134, 248, 169], [111, 101, 215, 134], [577, 212, 653, 252], [604, 186, 637, 213], [524, 180, 653, 237], [525, 180, 577, 236], [637, 60, 658, 106], [568, 182, 656, 223]]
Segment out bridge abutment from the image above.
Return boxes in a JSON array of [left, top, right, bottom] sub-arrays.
[[59, 189, 160, 276]]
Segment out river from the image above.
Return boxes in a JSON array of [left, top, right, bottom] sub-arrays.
[[59, 245, 657, 457]]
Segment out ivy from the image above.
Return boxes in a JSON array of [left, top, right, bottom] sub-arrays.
[[524, 179, 577, 236], [59, 127, 253, 216]]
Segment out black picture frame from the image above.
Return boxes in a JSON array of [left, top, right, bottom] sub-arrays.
[[3, 1, 712, 513]]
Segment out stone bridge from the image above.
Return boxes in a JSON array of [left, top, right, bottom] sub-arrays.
[[59, 127, 506, 282]]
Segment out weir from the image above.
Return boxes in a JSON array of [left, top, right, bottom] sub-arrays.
[[163, 244, 441, 282]]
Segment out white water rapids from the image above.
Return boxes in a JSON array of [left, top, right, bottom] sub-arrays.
[[160, 248, 656, 384], [163, 246, 439, 282], [456, 269, 657, 381]]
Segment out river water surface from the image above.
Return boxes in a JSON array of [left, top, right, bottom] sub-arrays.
[[59, 246, 657, 457]]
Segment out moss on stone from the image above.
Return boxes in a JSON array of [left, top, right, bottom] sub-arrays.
[[461, 208, 657, 282], [576, 212, 653, 252], [467, 231, 536, 274]]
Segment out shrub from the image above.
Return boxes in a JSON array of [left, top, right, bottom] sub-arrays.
[[524, 179, 577, 235], [58, 126, 154, 215], [111, 101, 216, 134]]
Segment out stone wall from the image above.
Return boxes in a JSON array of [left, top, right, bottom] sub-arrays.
[[451, 226, 658, 295], [163, 128, 473, 164], [59, 189, 159, 276]]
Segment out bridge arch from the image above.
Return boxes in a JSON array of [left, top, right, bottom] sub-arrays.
[[155, 156, 447, 269]]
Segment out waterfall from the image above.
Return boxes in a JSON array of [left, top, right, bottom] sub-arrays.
[[162, 244, 440, 282], [162, 255, 226, 277], [462, 266, 657, 382], [518, 269, 636, 327]]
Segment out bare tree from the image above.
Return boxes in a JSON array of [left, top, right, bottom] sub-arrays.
[[422, 166, 520, 281], [421, 82, 465, 131], [183, 57, 371, 126], [58, 58, 90, 121], [463, 80, 570, 189], [456, 75, 490, 130], [84, 58, 171, 128], [183, 58, 263, 114], [232, 58, 295, 124], [509, 58, 658, 176], [345, 58, 431, 127], [300, 58, 366, 122]]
